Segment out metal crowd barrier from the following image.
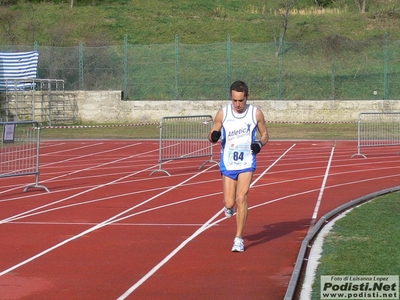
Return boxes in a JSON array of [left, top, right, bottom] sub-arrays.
[[3, 78, 67, 126], [352, 112, 400, 158], [151, 115, 219, 176], [0, 121, 49, 192]]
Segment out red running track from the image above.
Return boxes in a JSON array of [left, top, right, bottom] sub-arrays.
[[1, 139, 400, 299]]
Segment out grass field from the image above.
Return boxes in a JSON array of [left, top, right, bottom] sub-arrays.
[[2, 0, 399, 46], [310, 192, 400, 299], [40, 122, 359, 140]]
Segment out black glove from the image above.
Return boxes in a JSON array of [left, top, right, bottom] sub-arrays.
[[251, 141, 263, 154], [211, 131, 221, 143]]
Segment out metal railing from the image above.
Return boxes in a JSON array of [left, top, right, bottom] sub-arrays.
[[151, 115, 219, 176], [0, 120, 49, 192], [352, 112, 400, 158], [1, 78, 74, 126]]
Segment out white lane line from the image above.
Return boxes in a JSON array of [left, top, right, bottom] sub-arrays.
[[8, 168, 400, 227], [309, 141, 336, 227], [0, 146, 159, 224], [41, 142, 105, 157], [117, 181, 328, 299], [300, 213, 348, 300], [9, 221, 218, 227], [0, 163, 155, 224], [0, 142, 143, 195], [117, 145, 298, 298], [40, 143, 143, 173], [0, 164, 215, 277], [117, 141, 400, 298], [251, 144, 296, 188], [117, 208, 223, 300], [5, 187, 221, 225], [117, 164, 400, 300]]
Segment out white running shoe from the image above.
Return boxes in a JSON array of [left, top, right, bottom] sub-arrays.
[[231, 237, 244, 252], [223, 206, 235, 218]]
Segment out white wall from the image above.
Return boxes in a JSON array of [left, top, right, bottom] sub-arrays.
[[72, 91, 399, 123]]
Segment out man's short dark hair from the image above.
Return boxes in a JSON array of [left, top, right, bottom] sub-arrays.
[[230, 81, 249, 98]]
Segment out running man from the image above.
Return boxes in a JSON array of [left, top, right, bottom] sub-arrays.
[[208, 80, 269, 252]]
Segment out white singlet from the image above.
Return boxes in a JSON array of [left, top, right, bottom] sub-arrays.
[[219, 103, 258, 173]]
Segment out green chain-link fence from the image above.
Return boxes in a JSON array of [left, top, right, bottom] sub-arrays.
[[1, 33, 399, 100]]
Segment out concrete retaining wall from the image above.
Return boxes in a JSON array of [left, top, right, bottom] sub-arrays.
[[70, 91, 400, 123]]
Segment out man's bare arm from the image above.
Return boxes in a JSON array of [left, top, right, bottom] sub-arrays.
[[208, 109, 223, 143], [256, 108, 269, 146]]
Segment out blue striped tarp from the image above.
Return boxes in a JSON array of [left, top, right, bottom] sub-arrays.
[[0, 51, 39, 91]]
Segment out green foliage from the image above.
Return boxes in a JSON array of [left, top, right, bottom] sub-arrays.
[[0, 0, 399, 46]]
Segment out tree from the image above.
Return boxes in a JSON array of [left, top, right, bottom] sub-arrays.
[[355, 0, 367, 13], [314, 0, 333, 8], [70, 0, 97, 8], [275, 0, 293, 56]]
